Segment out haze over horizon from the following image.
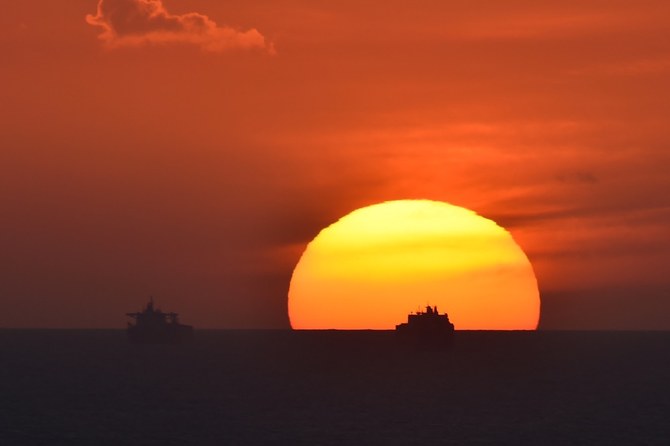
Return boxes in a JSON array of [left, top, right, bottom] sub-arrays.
[[1, 0, 669, 329]]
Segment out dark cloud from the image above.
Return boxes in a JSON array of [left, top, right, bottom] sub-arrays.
[[556, 171, 599, 184], [86, 0, 272, 52], [539, 285, 670, 330], [527, 239, 669, 262], [488, 201, 670, 230]]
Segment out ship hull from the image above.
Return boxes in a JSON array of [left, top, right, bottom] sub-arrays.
[[395, 324, 454, 348]]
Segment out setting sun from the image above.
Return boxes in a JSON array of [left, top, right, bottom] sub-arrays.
[[289, 200, 540, 330]]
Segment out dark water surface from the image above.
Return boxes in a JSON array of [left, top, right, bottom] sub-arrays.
[[1, 330, 669, 445]]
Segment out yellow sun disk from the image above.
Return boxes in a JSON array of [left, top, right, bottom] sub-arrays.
[[289, 200, 540, 330]]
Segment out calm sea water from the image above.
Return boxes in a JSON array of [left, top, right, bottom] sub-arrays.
[[0, 330, 668, 445]]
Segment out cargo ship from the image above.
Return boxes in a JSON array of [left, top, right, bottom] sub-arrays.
[[395, 305, 454, 344], [126, 298, 193, 344]]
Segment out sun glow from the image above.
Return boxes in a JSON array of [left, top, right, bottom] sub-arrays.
[[288, 200, 540, 330]]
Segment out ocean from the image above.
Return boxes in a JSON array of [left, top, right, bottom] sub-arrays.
[[1, 330, 668, 445]]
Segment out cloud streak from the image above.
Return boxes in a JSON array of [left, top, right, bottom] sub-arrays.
[[86, 0, 271, 53]]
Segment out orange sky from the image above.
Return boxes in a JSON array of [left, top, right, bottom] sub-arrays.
[[1, 0, 669, 328]]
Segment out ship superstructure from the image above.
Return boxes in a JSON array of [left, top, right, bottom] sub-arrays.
[[395, 305, 455, 342], [126, 298, 193, 344]]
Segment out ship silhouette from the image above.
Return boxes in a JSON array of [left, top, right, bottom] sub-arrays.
[[395, 305, 455, 345], [126, 298, 193, 344]]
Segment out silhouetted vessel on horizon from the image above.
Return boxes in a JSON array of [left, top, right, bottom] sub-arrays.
[[395, 306, 455, 345], [126, 298, 193, 344]]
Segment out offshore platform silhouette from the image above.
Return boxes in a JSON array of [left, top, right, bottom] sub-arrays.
[[126, 298, 193, 344]]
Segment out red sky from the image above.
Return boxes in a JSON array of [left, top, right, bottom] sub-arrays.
[[1, 0, 669, 329]]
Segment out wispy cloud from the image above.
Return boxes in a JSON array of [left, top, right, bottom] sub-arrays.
[[571, 55, 670, 76], [86, 0, 272, 53], [450, 11, 636, 40]]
